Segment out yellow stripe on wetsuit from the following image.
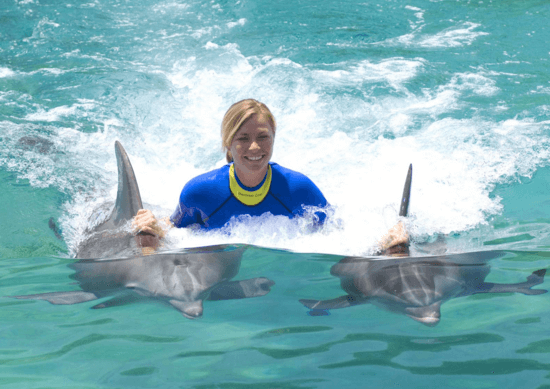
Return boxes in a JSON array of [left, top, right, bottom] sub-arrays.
[[229, 164, 272, 206]]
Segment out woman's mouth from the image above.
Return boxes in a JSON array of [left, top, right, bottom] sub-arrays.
[[245, 155, 264, 161]]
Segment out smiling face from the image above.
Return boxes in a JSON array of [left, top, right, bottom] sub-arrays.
[[230, 114, 274, 187]]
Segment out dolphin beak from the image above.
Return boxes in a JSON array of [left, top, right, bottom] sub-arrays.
[[169, 299, 204, 319], [405, 302, 441, 327], [406, 315, 440, 327], [182, 309, 203, 319]]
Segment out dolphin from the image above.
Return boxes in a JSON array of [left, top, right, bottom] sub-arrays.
[[17, 136, 55, 154], [300, 251, 547, 326], [10, 141, 275, 319]]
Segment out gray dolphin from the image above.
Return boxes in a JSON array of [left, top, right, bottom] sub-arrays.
[[300, 251, 547, 326], [10, 141, 275, 319]]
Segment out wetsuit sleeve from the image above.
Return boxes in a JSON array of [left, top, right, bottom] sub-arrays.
[[291, 177, 329, 226], [169, 181, 209, 229]]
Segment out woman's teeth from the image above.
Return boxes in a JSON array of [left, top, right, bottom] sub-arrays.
[[247, 156, 263, 161]]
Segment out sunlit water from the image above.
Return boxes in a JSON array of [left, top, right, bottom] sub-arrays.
[[1, 0, 550, 387]]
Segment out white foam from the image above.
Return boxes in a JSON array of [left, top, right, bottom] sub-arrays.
[[531, 86, 550, 95], [404, 5, 425, 29], [227, 19, 246, 29], [191, 27, 218, 39], [152, 2, 190, 12], [312, 58, 425, 90], [387, 22, 489, 48], [39, 34, 548, 256], [0, 67, 16, 78], [447, 72, 500, 96], [23, 17, 60, 42], [25, 102, 96, 122]]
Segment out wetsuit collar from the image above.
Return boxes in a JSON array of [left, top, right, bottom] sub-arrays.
[[229, 164, 272, 206]]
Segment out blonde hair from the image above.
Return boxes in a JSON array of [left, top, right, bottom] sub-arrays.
[[221, 99, 276, 162]]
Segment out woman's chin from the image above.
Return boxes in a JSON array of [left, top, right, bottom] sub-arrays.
[[239, 158, 269, 171]]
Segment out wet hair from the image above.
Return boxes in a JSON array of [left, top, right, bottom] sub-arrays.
[[221, 99, 276, 162]]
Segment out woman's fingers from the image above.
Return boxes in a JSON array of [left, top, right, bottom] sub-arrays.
[[378, 222, 409, 251], [137, 225, 155, 234], [132, 209, 167, 238], [132, 209, 157, 232]]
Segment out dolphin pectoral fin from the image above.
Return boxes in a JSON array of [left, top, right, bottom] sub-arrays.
[[299, 295, 364, 310], [10, 291, 99, 305], [169, 299, 204, 319], [207, 277, 276, 301], [468, 269, 547, 296], [91, 294, 141, 309]]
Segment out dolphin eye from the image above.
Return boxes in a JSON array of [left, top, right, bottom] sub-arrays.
[[174, 259, 182, 266]]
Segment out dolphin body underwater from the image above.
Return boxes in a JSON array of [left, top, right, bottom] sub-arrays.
[[300, 165, 548, 326], [10, 141, 275, 319], [300, 252, 547, 326]]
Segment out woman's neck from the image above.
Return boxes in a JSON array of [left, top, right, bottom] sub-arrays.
[[234, 164, 268, 188]]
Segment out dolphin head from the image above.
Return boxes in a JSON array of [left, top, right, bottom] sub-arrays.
[[405, 301, 441, 326], [160, 252, 239, 318]]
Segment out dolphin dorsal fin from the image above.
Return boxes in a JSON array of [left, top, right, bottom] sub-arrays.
[[111, 141, 143, 225], [399, 164, 412, 217]]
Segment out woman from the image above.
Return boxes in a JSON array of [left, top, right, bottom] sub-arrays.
[[133, 99, 329, 236]]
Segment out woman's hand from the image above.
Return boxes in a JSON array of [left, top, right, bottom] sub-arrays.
[[378, 221, 409, 256], [132, 209, 166, 238]]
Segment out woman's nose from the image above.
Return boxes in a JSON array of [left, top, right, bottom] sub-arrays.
[[249, 141, 260, 150]]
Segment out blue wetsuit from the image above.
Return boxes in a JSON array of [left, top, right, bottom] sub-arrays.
[[170, 162, 328, 230]]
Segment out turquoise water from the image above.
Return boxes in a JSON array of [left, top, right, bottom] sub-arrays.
[[1, 0, 550, 387]]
